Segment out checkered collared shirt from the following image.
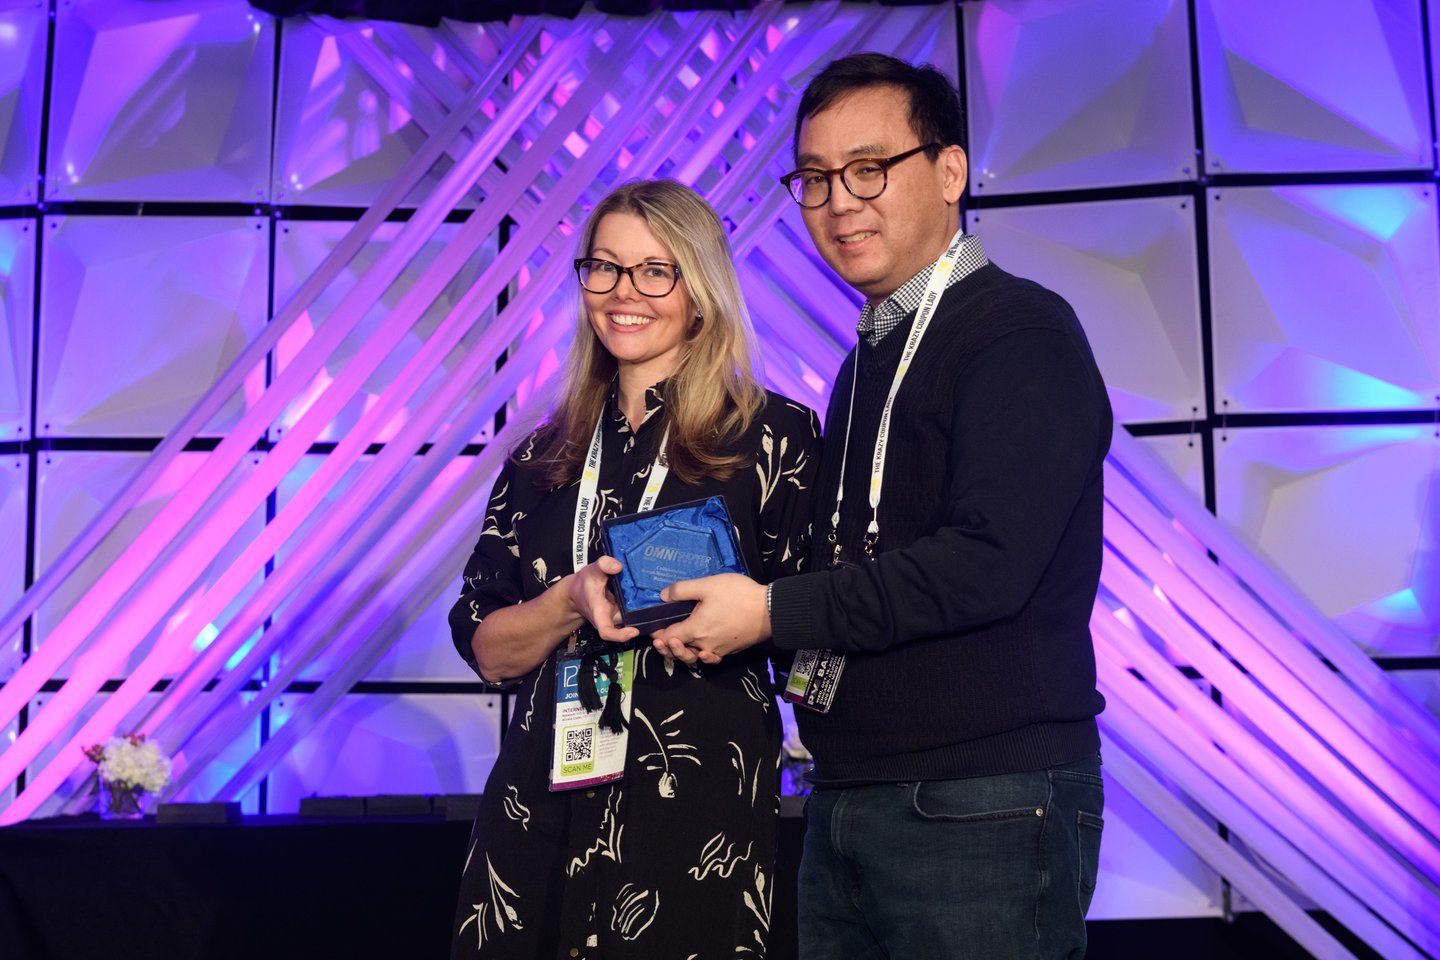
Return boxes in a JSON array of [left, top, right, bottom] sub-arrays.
[[856, 231, 989, 345]]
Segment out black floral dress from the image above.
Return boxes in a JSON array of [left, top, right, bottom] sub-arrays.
[[448, 384, 819, 959]]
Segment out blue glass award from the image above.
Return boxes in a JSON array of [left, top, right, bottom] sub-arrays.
[[600, 496, 747, 632]]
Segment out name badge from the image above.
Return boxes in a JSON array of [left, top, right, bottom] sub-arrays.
[[783, 649, 846, 713], [549, 648, 636, 791], [783, 554, 855, 712]]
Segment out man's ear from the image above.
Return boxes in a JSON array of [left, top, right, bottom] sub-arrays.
[[941, 145, 968, 204]]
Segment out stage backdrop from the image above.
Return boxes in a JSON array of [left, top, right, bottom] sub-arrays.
[[0, 0, 1436, 933]]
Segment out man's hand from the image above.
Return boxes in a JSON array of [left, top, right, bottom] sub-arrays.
[[566, 556, 640, 644], [649, 573, 770, 665]]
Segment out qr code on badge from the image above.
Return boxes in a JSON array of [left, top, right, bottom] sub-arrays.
[[564, 726, 594, 764]]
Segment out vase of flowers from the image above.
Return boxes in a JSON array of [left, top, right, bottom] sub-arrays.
[[83, 734, 172, 820]]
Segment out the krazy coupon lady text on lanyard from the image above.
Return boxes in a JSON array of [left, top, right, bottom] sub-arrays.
[[549, 412, 669, 791], [784, 232, 966, 714]]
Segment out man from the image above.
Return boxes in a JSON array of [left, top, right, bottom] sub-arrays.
[[651, 53, 1110, 959]]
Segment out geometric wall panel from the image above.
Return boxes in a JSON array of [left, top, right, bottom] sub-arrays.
[[1087, 767, 1224, 920], [289, 588, 474, 684], [36, 215, 268, 437], [1196, 0, 1431, 173], [0, 2, 47, 205], [35, 451, 152, 672], [165, 693, 265, 814], [1101, 429, 1440, 955], [0, 219, 34, 440], [34, 450, 265, 677], [965, 0, 1196, 195], [1214, 425, 1439, 658], [274, 454, 478, 683], [273, 220, 499, 444], [0, 454, 24, 682], [265, 693, 504, 812], [273, 17, 476, 208], [1136, 432, 1206, 502], [1209, 185, 1440, 413], [45, 0, 274, 202], [969, 197, 1204, 423], [1394, 671, 1440, 724], [1434, 10, 1440, 170]]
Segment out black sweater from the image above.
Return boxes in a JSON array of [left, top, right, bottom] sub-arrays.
[[769, 262, 1111, 785]]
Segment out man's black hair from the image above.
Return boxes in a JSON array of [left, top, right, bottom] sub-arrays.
[[793, 53, 965, 160]]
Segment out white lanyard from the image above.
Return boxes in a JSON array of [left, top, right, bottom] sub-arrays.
[[573, 409, 670, 572], [829, 232, 966, 562]]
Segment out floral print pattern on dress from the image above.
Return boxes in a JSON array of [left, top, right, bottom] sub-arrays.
[[448, 386, 820, 958]]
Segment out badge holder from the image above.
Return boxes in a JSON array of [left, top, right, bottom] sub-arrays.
[[549, 644, 636, 791], [783, 549, 856, 714], [783, 649, 845, 713]]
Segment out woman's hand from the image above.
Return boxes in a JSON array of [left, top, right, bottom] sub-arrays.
[[566, 556, 641, 644], [471, 556, 638, 682]]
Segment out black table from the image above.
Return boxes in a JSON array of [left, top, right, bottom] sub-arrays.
[[0, 811, 803, 960], [0, 814, 473, 959]]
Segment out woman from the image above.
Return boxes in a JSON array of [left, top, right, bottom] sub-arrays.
[[447, 179, 819, 958]]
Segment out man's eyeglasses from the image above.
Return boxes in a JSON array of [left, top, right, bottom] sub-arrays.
[[574, 258, 682, 297], [779, 144, 939, 209]]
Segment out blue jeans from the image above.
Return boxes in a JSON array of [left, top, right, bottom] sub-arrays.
[[797, 755, 1104, 960]]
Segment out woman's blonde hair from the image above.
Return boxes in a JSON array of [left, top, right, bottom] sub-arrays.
[[525, 179, 765, 487]]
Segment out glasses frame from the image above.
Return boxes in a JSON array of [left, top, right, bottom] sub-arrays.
[[779, 143, 940, 209], [573, 257, 683, 298]]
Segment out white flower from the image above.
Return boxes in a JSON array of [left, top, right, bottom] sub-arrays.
[[86, 735, 172, 793]]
